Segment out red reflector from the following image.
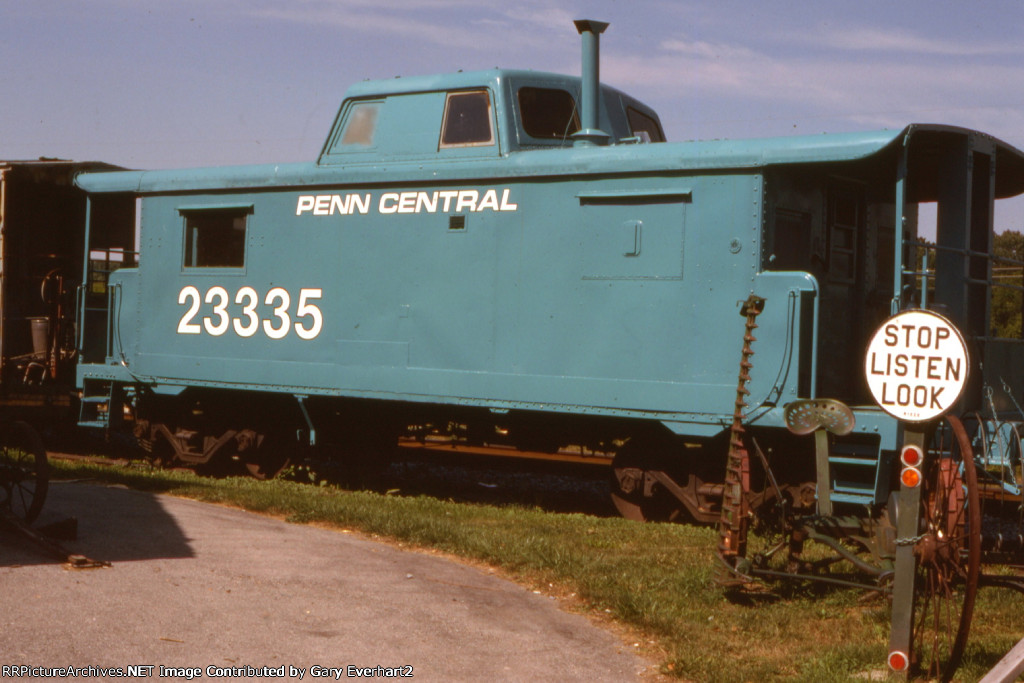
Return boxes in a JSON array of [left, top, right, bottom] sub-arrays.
[[901, 467, 922, 488], [901, 444, 924, 467], [888, 650, 909, 671]]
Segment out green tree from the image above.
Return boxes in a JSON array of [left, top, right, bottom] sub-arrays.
[[991, 230, 1024, 338]]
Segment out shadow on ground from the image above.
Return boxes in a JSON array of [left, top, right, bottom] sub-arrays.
[[0, 481, 193, 567]]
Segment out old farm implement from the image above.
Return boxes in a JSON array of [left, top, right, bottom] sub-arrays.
[[0, 421, 48, 525], [716, 297, 1024, 680]]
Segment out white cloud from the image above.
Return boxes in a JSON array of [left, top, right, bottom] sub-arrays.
[[659, 38, 758, 61], [794, 27, 1024, 57], [241, 0, 577, 55]]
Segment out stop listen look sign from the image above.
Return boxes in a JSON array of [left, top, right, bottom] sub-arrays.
[[864, 309, 970, 422]]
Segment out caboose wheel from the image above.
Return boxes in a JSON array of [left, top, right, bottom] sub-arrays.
[[241, 431, 293, 480], [243, 451, 292, 480], [0, 421, 49, 523], [609, 442, 686, 522], [910, 415, 980, 681]]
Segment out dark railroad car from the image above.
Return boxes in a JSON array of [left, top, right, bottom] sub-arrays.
[[0, 160, 131, 418], [0, 160, 131, 521]]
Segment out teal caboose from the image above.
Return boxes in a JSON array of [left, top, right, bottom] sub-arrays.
[[75, 21, 1024, 524]]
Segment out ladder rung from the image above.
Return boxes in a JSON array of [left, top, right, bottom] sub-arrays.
[[831, 492, 874, 504], [831, 443, 878, 456], [829, 456, 877, 466], [833, 482, 873, 494]]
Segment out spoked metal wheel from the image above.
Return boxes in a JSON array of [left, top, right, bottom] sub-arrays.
[[0, 421, 49, 523], [911, 414, 981, 681]]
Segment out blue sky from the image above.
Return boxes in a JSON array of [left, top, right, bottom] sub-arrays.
[[4, 0, 1024, 228]]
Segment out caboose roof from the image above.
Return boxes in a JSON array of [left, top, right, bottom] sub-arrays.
[[339, 68, 561, 98], [75, 124, 1024, 199]]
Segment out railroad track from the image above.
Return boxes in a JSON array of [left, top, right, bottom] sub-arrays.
[[48, 445, 618, 519]]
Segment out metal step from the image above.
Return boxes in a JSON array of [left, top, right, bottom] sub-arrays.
[[78, 382, 112, 429], [828, 440, 882, 506]]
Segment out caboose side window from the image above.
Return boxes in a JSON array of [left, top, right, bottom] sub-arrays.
[[181, 208, 250, 269], [440, 91, 494, 148], [339, 102, 381, 147], [518, 87, 580, 139], [627, 107, 665, 142]]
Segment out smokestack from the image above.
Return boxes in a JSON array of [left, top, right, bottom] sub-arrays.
[[573, 19, 610, 146]]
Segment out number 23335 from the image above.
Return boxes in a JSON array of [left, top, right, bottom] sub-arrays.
[[177, 285, 323, 340]]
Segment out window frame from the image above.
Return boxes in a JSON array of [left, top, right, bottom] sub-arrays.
[[626, 106, 665, 143], [179, 204, 253, 271], [439, 90, 495, 149], [516, 85, 581, 143], [338, 101, 382, 148], [322, 99, 385, 158]]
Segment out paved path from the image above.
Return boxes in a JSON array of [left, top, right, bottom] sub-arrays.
[[1, 482, 657, 681]]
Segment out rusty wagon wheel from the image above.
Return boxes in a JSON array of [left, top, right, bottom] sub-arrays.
[[0, 421, 49, 523], [911, 414, 980, 681]]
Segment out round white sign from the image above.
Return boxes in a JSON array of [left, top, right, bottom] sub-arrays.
[[864, 309, 970, 422]]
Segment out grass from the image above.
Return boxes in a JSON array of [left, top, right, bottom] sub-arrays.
[[45, 458, 1024, 682]]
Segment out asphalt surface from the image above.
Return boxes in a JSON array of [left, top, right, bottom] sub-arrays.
[[0, 481, 658, 682]]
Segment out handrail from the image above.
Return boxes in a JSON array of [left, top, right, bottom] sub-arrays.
[[105, 283, 120, 360], [74, 284, 85, 353]]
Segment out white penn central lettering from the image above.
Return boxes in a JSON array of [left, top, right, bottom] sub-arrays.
[[296, 189, 517, 216], [295, 193, 371, 216]]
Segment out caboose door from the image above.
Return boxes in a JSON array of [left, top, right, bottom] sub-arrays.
[[816, 182, 867, 400]]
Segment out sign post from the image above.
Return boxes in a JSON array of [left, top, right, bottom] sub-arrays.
[[863, 309, 970, 675]]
